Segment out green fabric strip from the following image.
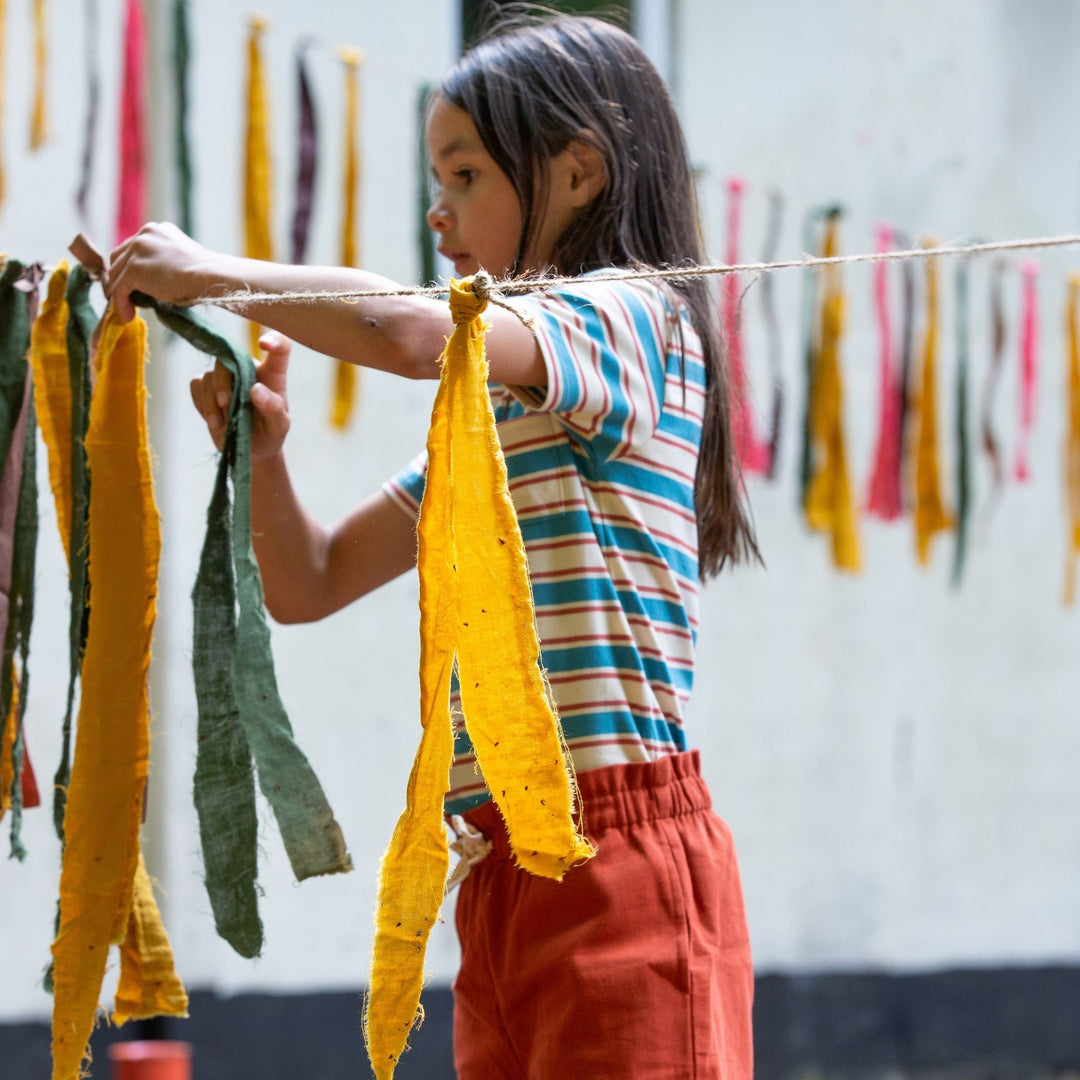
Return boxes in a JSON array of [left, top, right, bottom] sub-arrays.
[[5, 376, 38, 861], [133, 294, 352, 954], [0, 261, 34, 860], [172, 0, 194, 236], [53, 265, 95, 840], [952, 259, 971, 588]]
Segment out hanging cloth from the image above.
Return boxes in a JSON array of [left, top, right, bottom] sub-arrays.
[[1063, 274, 1080, 605], [0, 0, 6, 210], [330, 47, 363, 430], [980, 261, 1007, 521], [952, 259, 973, 587], [172, 0, 194, 236], [1014, 260, 1040, 481], [721, 177, 769, 474], [416, 83, 437, 285], [329, 47, 362, 427], [895, 231, 917, 510], [865, 224, 903, 520], [759, 190, 784, 478], [49, 267, 95, 840], [912, 247, 953, 565], [243, 15, 273, 358], [803, 211, 861, 571], [30, 0, 48, 150], [289, 38, 318, 264], [75, 0, 100, 227], [115, 0, 147, 245], [132, 292, 352, 958], [0, 260, 38, 860], [364, 277, 594, 1079], [113, 850, 189, 1024], [50, 305, 161, 1080]]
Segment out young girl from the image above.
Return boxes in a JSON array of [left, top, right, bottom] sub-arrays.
[[107, 12, 758, 1079]]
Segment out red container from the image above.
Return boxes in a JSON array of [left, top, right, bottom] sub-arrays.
[[108, 1040, 192, 1080]]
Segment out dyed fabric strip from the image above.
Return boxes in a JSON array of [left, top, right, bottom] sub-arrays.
[[289, 39, 318, 265], [364, 278, 593, 1080], [172, 0, 194, 236], [75, 0, 100, 226], [759, 190, 784, 478], [113, 850, 189, 1025], [952, 259, 972, 587], [244, 15, 273, 358], [913, 250, 953, 565], [722, 177, 768, 474], [866, 224, 903, 520], [416, 83, 436, 286], [0, 260, 36, 859], [0, 0, 6, 209], [980, 260, 1007, 520], [804, 212, 860, 571], [116, 0, 147, 246], [50, 307, 157, 1080], [134, 294, 352, 956], [53, 267, 95, 839], [1014, 260, 1040, 481], [330, 48, 362, 430], [1064, 274, 1080, 606], [798, 207, 830, 511], [896, 233, 917, 511], [30, 0, 47, 150]]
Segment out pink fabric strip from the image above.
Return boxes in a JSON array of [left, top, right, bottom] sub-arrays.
[[722, 176, 768, 475], [1014, 259, 1040, 481], [115, 0, 147, 245], [866, 224, 903, 519], [0, 369, 33, 650]]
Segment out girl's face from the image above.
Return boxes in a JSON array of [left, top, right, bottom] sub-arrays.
[[426, 97, 523, 278]]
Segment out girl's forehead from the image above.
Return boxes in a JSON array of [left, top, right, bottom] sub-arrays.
[[426, 97, 485, 158]]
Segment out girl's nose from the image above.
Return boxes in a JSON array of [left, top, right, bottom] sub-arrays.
[[427, 202, 450, 232]]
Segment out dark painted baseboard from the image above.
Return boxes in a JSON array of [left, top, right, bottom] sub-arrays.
[[4, 967, 1079, 1080]]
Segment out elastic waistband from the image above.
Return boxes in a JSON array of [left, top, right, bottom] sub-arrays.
[[461, 750, 711, 860]]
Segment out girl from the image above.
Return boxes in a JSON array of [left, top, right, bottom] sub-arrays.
[[107, 12, 758, 1079]]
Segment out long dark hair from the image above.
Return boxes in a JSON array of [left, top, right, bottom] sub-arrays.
[[440, 12, 760, 578]]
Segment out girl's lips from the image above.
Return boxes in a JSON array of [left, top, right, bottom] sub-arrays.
[[438, 247, 470, 270]]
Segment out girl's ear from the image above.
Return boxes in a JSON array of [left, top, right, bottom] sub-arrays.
[[559, 137, 607, 208]]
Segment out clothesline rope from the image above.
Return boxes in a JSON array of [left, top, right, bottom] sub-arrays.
[[185, 233, 1080, 311]]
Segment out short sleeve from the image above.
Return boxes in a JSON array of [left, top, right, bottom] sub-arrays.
[[510, 276, 674, 461], [381, 450, 428, 521]]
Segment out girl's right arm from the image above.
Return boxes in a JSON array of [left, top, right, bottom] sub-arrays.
[[107, 221, 546, 387], [194, 333, 417, 623]]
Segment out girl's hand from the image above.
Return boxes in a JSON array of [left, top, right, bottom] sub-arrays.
[[106, 221, 220, 322], [190, 332, 292, 459]]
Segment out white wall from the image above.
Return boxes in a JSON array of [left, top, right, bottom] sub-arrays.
[[2, 0, 1079, 1027], [679, 0, 1080, 973]]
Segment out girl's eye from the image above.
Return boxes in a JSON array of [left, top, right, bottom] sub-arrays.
[[454, 168, 476, 185]]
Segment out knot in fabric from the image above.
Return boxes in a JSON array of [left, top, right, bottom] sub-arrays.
[[449, 274, 490, 325]]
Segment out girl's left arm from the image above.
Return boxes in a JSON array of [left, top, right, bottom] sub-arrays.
[[106, 222, 545, 386]]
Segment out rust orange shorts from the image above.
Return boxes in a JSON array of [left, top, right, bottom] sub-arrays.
[[453, 750, 754, 1080]]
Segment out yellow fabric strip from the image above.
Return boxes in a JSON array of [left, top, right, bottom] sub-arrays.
[[1064, 273, 1080, 605], [243, 15, 272, 358], [0, 661, 17, 817], [913, 250, 953, 565], [30, 0, 47, 151], [330, 47, 362, 430], [804, 214, 861, 571], [28, 261, 72, 562], [364, 279, 593, 1079], [50, 307, 160, 1080], [114, 849, 189, 1025]]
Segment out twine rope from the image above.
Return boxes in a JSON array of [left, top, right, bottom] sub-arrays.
[[185, 234, 1080, 315]]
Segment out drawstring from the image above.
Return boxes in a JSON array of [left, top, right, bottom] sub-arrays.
[[445, 814, 493, 894]]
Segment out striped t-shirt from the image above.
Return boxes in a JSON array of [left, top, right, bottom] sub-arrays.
[[382, 275, 705, 814]]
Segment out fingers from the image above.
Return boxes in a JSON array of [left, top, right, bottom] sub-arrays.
[[189, 361, 235, 451], [255, 331, 292, 397]]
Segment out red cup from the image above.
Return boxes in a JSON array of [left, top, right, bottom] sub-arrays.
[[108, 1040, 192, 1080]]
